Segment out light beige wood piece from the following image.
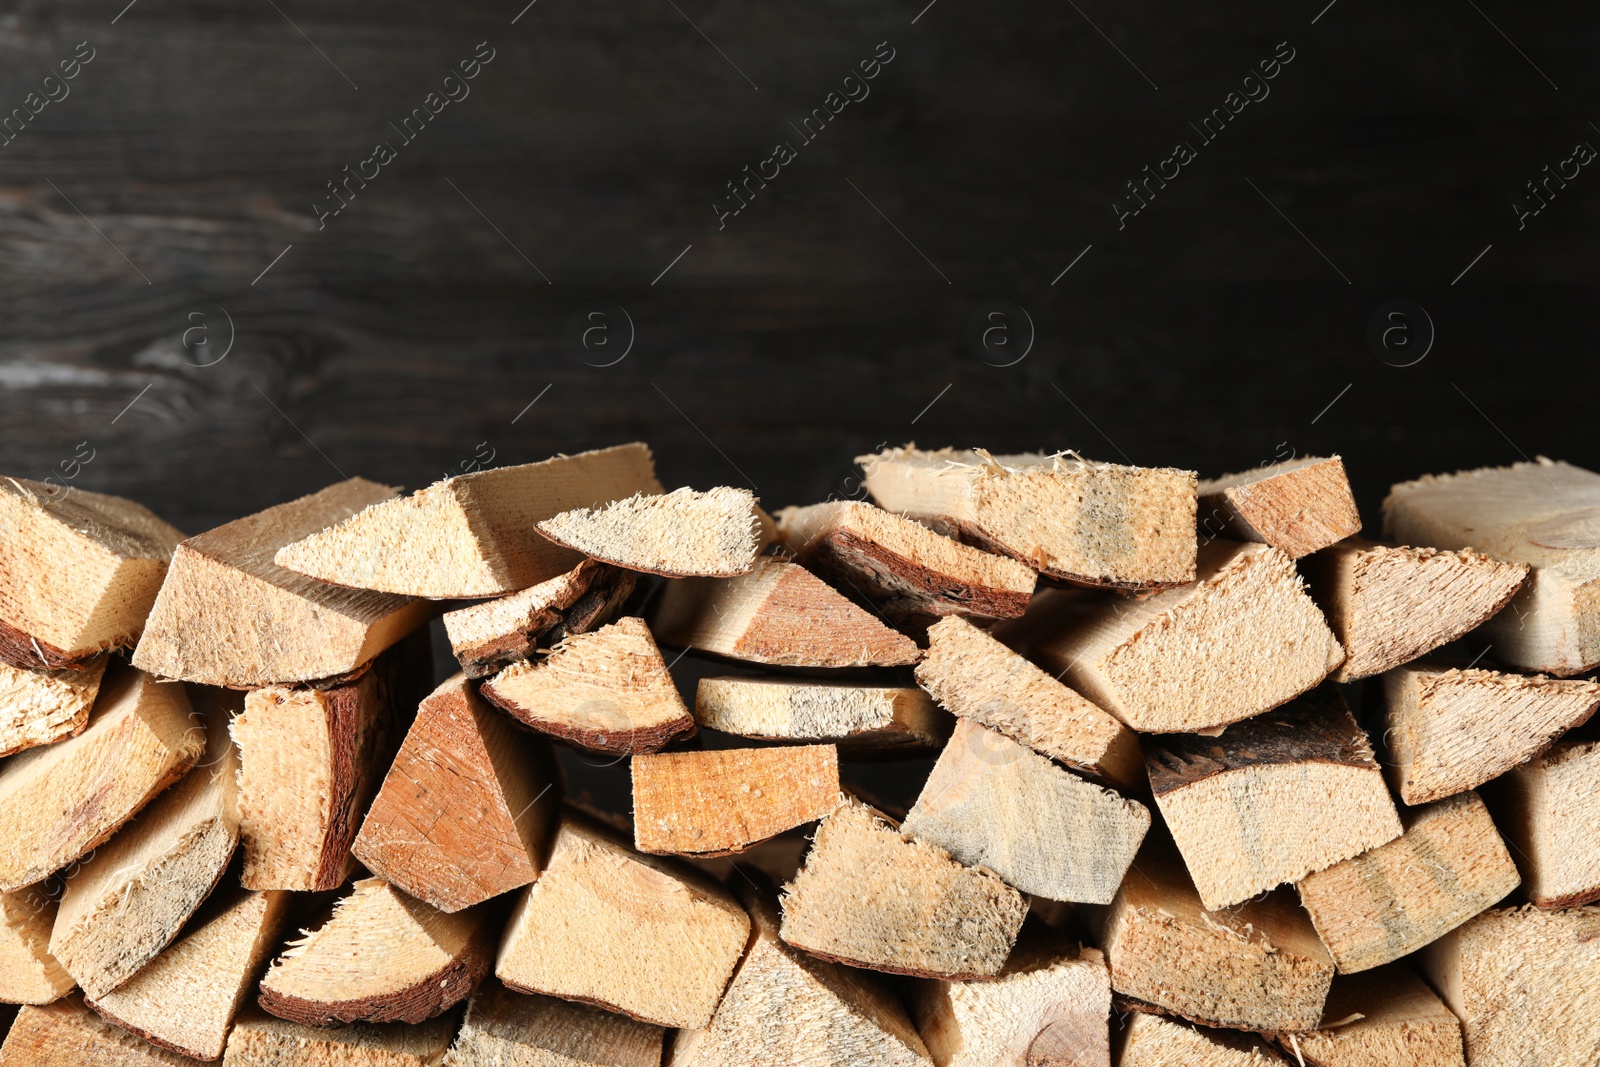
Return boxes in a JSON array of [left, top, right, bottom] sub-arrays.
[[0, 665, 201, 892], [1198, 456, 1361, 560], [1296, 792, 1518, 974], [274, 443, 664, 597], [1288, 965, 1465, 1067], [1030, 540, 1344, 733], [0, 996, 195, 1066], [695, 676, 950, 756], [779, 797, 1027, 980], [0, 888, 73, 1005], [495, 811, 750, 1029], [0, 477, 183, 670], [0, 655, 106, 758], [537, 486, 760, 577], [903, 720, 1149, 904], [633, 744, 840, 856], [857, 446, 1197, 588], [1490, 735, 1600, 908], [222, 1007, 458, 1067], [1383, 661, 1600, 805], [443, 559, 636, 678], [445, 984, 664, 1067], [1303, 538, 1527, 681], [132, 478, 428, 687], [1119, 1012, 1289, 1066]]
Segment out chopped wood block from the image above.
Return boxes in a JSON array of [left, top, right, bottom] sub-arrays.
[[0, 888, 73, 1005], [443, 559, 636, 678], [1119, 1012, 1289, 1067], [222, 1007, 458, 1067], [1289, 965, 1465, 1067], [1147, 691, 1401, 910], [1382, 661, 1600, 805], [1198, 456, 1361, 560], [0, 478, 184, 670], [0, 655, 106, 758], [275, 443, 664, 598], [445, 984, 664, 1067], [132, 478, 428, 687], [1419, 905, 1600, 1067], [857, 446, 1198, 589], [779, 797, 1027, 979], [1303, 539, 1527, 681], [653, 559, 921, 668], [903, 720, 1149, 904], [915, 616, 1141, 788], [1490, 736, 1600, 908], [88, 888, 292, 1061], [694, 676, 949, 756], [1030, 541, 1344, 733], [632, 744, 840, 855], [537, 486, 760, 577], [481, 617, 694, 755], [775, 500, 1037, 622], [494, 811, 751, 1029], [353, 673, 561, 912], [1296, 792, 1518, 973], [260, 877, 494, 1026], [0, 996, 194, 1066], [0, 665, 201, 892]]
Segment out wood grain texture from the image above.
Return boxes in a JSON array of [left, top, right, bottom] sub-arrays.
[[694, 676, 950, 756], [1118, 1012, 1289, 1066], [1284, 965, 1464, 1067], [443, 559, 636, 679], [1487, 735, 1600, 908], [444, 984, 664, 1067], [0, 888, 73, 1006], [221, 1007, 458, 1066], [631, 744, 839, 856], [537, 485, 759, 577], [0, 654, 106, 758], [0, 996, 195, 1066], [1197, 456, 1360, 560]]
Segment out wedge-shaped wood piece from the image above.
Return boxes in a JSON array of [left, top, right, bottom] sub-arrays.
[[0, 656, 106, 758], [633, 744, 839, 856], [0, 996, 194, 1066], [0, 888, 73, 1005], [1303, 539, 1527, 681], [275, 443, 664, 597], [495, 811, 751, 1029], [537, 486, 759, 577], [443, 559, 636, 678], [858, 446, 1198, 588], [481, 617, 694, 755], [1120, 1012, 1289, 1066], [1490, 736, 1600, 908], [0, 665, 201, 892], [1384, 661, 1600, 805], [1288, 965, 1465, 1067], [222, 1007, 458, 1067], [0, 478, 184, 670], [1031, 541, 1344, 733], [904, 720, 1149, 904], [1198, 456, 1361, 560], [1296, 792, 1517, 974], [445, 984, 664, 1067], [1419, 905, 1600, 1067], [695, 677, 949, 756], [1147, 690, 1401, 911], [780, 797, 1027, 979], [132, 479, 428, 687], [353, 673, 561, 912]]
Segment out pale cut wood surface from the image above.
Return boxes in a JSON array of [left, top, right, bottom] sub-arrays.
[[131, 478, 428, 687], [0, 887, 74, 1005], [1286, 965, 1465, 1067], [857, 446, 1198, 589], [443, 559, 635, 678], [0, 996, 195, 1066], [632, 744, 840, 856], [694, 676, 950, 756], [1197, 456, 1361, 559], [222, 1007, 458, 1067], [537, 486, 760, 577], [444, 984, 664, 1067], [1119, 1012, 1289, 1066], [0, 654, 106, 758], [275, 443, 664, 597], [1489, 735, 1600, 908], [902, 720, 1149, 904]]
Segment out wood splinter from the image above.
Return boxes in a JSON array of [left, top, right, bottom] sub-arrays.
[[0, 655, 107, 759], [442, 559, 636, 678], [537, 486, 761, 577]]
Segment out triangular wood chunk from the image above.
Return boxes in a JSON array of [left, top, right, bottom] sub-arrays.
[[695, 677, 950, 756], [353, 673, 561, 912], [0, 887, 73, 1005], [0, 478, 183, 670], [632, 744, 840, 856], [223, 1007, 459, 1067], [1488, 735, 1600, 908], [0, 996, 194, 1066], [0, 655, 106, 758], [274, 443, 664, 597], [1198, 455, 1361, 559], [1288, 965, 1466, 1067], [537, 486, 760, 577], [132, 478, 428, 687], [446, 984, 664, 1067], [1120, 1012, 1290, 1066], [443, 559, 636, 678]]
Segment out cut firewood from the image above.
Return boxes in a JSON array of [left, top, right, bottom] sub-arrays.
[[0, 888, 73, 1005], [902, 720, 1149, 904], [132, 478, 429, 687], [445, 984, 664, 1067], [259, 877, 495, 1027], [233, 629, 431, 892], [1197, 456, 1361, 559], [915, 616, 1141, 788], [774, 500, 1037, 622], [1382, 661, 1600, 805], [536, 486, 760, 577], [1288, 965, 1465, 1067], [1029, 541, 1344, 733], [0, 996, 194, 1066], [0, 665, 202, 892], [0, 477, 184, 671], [222, 1007, 459, 1067], [480, 617, 694, 755], [857, 446, 1198, 589], [353, 673, 561, 912], [274, 443, 664, 598], [632, 744, 839, 856], [494, 810, 751, 1029], [442, 559, 636, 678], [1119, 1012, 1290, 1066], [779, 797, 1027, 980], [1489, 735, 1600, 908], [0, 655, 106, 758], [1296, 791, 1518, 974], [1302, 539, 1527, 681], [694, 676, 950, 756]]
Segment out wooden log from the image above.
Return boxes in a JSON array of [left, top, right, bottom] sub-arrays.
[[632, 744, 839, 856], [857, 446, 1198, 589], [222, 1007, 458, 1067], [233, 628, 431, 891], [442, 559, 635, 678], [1382, 661, 1600, 805], [779, 797, 1027, 979], [1302, 539, 1527, 681], [902, 719, 1149, 904], [494, 810, 751, 1029], [131, 478, 428, 687], [0, 654, 106, 758], [536, 486, 760, 577], [1197, 455, 1361, 559], [1285, 965, 1465, 1067], [694, 676, 950, 756], [480, 617, 695, 755], [1488, 735, 1600, 908], [0, 477, 183, 670], [0, 888, 73, 1005], [444, 984, 664, 1067], [0, 665, 202, 892], [1146, 690, 1401, 910], [1119, 1012, 1290, 1066], [274, 443, 664, 597], [1295, 791, 1518, 974], [0, 996, 194, 1066], [1029, 541, 1344, 733], [352, 673, 561, 912]]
